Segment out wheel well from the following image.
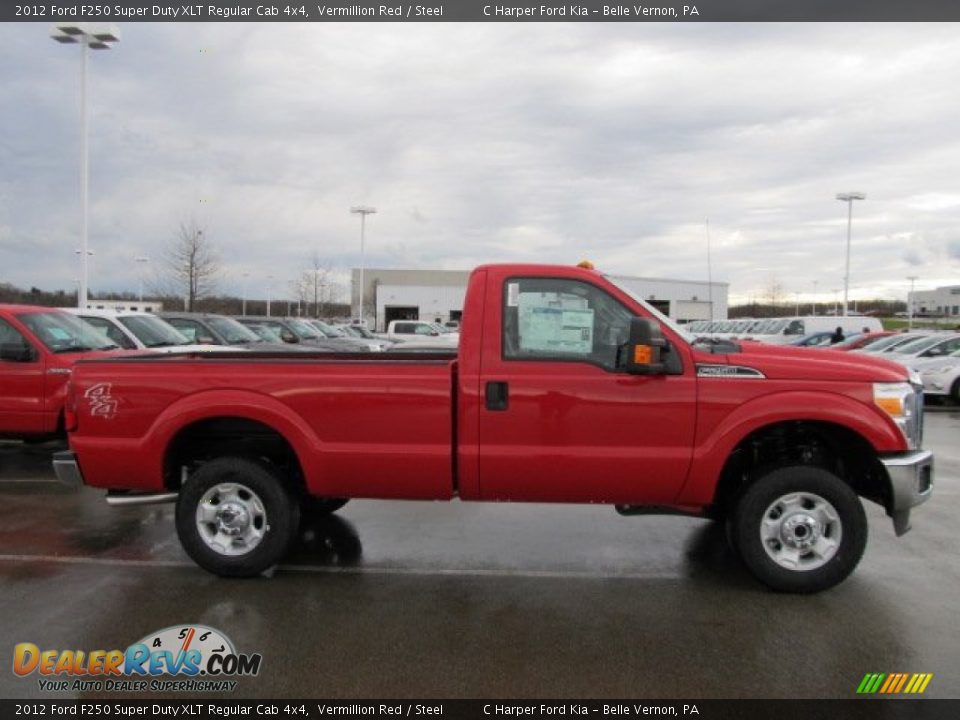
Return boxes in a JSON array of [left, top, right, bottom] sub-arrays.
[[711, 420, 888, 519], [164, 417, 305, 493]]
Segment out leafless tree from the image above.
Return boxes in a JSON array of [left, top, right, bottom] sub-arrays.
[[291, 253, 335, 318], [159, 220, 220, 311], [765, 277, 785, 308]]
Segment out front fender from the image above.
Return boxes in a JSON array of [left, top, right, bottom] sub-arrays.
[[676, 389, 905, 507]]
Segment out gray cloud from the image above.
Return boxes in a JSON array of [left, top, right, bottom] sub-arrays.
[[1, 22, 959, 305]]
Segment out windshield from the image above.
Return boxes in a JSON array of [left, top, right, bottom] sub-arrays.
[[286, 319, 321, 339], [17, 311, 118, 352], [891, 335, 953, 355], [606, 276, 692, 343], [246, 323, 283, 342], [207, 316, 261, 344], [869, 333, 927, 352], [117, 315, 191, 348], [308, 319, 345, 338]]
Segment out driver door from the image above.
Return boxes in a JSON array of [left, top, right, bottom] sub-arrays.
[[477, 273, 697, 504]]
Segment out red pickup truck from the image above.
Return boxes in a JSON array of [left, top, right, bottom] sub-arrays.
[[54, 264, 933, 592], [0, 305, 121, 441]]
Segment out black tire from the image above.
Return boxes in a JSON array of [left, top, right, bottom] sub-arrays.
[[302, 496, 349, 516], [951, 378, 960, 405], [175, 456, 300, 578], [732, 466, 867, 593]]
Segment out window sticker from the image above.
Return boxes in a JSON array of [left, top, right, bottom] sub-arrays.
[[518, 292, 594, 354]]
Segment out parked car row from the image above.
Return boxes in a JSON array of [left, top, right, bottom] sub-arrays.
[[686, 315, 883, 345], [0, 303, 466, 443]]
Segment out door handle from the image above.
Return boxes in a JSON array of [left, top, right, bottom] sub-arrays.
[[485, 381, 509, 411]]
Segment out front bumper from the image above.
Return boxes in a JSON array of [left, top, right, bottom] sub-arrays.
[[881, 449, 934, 536], [52, 450, 84, 488]]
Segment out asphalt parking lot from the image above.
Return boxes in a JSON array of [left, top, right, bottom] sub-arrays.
[[1, 408, 958, 700]]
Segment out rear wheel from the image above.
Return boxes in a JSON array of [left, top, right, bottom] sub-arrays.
[[176, 456, 300, 577], [731, 466, 867, 593]]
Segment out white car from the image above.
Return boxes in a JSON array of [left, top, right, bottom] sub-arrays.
[[880, 333, 960, 370], [66, 308, 234, 353], [919, 353, 960, 403], [386, 320, 459, 346]]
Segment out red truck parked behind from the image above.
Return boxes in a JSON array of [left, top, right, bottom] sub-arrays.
[[54, 264, 933, 592], [0, 305, 121, 441]]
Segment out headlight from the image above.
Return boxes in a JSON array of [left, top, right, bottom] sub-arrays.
[[873, 381, 920, 449]]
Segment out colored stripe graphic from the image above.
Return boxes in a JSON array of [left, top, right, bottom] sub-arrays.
[[857, 672, 932, 694]]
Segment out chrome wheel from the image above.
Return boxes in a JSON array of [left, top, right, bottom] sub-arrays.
[[196, 483, 269, 557], [759, 492, 842, 572]]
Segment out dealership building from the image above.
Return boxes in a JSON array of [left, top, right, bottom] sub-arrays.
[[909, 285, 960, 317], [351, 267, 728, 331]]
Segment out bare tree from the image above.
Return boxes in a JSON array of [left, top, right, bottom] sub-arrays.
[[765, 277, 785, 308], [160, 220, 220, 311], [292, 253, 334, 318]]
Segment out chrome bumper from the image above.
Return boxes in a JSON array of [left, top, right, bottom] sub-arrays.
[[52, 450, 84, 488], [881, 449, 934, 536]]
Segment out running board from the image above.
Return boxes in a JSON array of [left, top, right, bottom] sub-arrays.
[[106, 491, 179, 507], [615, 504, 707, 518]]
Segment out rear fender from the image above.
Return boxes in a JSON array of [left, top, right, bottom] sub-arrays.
[[144, 390, 324, 494]]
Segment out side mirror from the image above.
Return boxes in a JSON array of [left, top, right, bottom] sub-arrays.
[[281, 330, 298, 344], [0, 343, 36, 363], [621, 318, 667, 375], [430, 331, 439, 337]]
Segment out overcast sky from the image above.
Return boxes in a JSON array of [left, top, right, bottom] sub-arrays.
[[1, 22, 958, 305]]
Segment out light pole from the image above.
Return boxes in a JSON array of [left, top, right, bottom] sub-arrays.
[[51, 23, 120, 310], [266, 274, 274, 317], [906, 275, 918, 330], [811, 280, 818, 316], [836, 192, 866, 317], [350, 205, 376, 326], [241, 272, 249, 317], [135, 256, 149, 303]]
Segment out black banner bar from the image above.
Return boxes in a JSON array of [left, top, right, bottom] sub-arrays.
[[7, 0, 960, 23], [2, 700, 960, 720]]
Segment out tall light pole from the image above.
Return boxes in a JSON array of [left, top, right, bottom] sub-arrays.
[[51, 23, 120, 310], [836, 192, 866, 317], [266, 274, 274, 317], [241, 272, 249, 317], [350, 205, 376, 326], [906, 275, 918, 330], [135, 256, 149, 303]]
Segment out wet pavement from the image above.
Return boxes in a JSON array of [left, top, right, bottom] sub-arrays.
[[1, 408, 958, 699]]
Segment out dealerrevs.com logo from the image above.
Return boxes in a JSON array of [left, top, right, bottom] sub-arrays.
[[13, 625, 262, 693]]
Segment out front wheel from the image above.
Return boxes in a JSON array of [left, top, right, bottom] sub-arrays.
[[731, 466, 867, 593], [175, 456, 300, 577]]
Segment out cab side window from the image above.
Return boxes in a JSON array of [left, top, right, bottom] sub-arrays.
[[785, 320, 805, 336], [502, 277, 632, 371], [0, 318, 36, 362]]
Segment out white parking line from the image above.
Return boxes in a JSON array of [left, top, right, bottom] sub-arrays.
[[0, 553, 678, 581]]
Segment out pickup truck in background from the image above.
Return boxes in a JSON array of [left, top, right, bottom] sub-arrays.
[[55, 264, 934, 593], [0, 305, 122, 441], [386, 319, 459, 345]]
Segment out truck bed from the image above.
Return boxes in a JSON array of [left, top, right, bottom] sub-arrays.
[[68, 351, 458, 500]]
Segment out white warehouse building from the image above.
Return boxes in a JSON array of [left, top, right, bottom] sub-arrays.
[[910, 285, 960, 318], [352, 267, 728, 332]]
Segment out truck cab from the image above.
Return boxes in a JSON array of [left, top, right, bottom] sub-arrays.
[[0, 305, 121, 440]]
